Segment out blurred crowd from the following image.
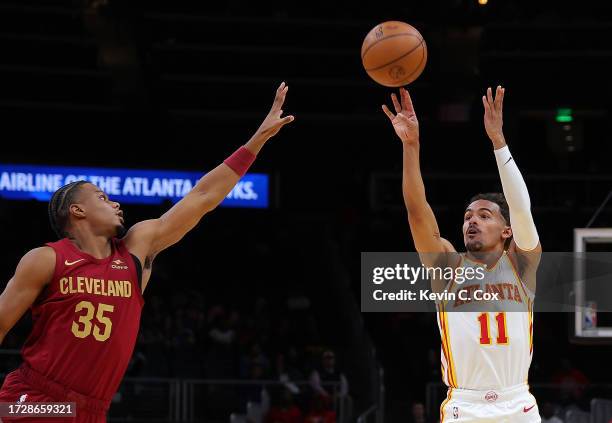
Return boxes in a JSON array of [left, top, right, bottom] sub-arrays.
[[125, 289, 350, 422], [127, 288, 333, 379]]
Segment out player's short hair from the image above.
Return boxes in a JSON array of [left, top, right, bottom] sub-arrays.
[[48, 181, 89, 238], [468, 192, 510, 225]]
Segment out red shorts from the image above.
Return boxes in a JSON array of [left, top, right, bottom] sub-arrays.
[[0, 365, 108, 423]]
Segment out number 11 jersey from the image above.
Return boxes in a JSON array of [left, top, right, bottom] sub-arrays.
[[437, 252, 534, 390]]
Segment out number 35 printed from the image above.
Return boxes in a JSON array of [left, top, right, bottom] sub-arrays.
[[71, 301, 114, 341]]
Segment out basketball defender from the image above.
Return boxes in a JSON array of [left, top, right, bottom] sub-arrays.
[[382, 86, 541, 422], [0, 83, 294, 423]]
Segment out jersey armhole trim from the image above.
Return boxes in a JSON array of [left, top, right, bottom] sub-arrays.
[[45, 245, 60, 286], [130, 254, 143, 293], [506, 253, 535, 300]]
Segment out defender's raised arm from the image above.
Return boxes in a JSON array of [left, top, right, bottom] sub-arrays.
[[124, 83, 295, 289]]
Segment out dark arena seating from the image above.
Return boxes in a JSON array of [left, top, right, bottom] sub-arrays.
[[1, 1, 612, 422]]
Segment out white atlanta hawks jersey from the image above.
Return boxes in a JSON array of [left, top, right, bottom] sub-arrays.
[[437, 251, 534, 390]]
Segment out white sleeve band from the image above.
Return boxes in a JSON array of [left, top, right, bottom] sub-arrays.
[[494, 146, 539, 250]]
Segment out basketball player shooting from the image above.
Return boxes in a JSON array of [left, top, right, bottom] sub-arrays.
[[0, 83, 294, 423], [382, 86, 542, 422]]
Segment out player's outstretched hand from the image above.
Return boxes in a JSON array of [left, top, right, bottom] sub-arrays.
[[482, 85, 506, 148], [382, 87, 419, 145], [253, 82, 295, 142]]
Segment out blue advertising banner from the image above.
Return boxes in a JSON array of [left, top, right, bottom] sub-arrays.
[[0, 164, 268, 208]]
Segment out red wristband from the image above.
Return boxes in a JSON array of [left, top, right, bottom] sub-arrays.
[[224, 146, 256, 177]]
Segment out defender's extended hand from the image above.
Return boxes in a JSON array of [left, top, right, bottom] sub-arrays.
[[382, 87, 419, 145], [483, 85, 506, 148], [253, 82, 295, 142]]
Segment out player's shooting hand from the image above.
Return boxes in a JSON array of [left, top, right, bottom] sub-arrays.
[[382, 87, 419, 145], [483, 85, 506, 148], [253, 82, 295, 142]]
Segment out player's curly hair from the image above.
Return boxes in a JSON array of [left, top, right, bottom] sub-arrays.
[[48, 181, 89, 238]]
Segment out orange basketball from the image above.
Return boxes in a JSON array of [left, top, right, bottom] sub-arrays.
[[361, 21, 427, 87]]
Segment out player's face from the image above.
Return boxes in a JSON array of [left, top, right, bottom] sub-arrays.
[[463, 199, 510, 252], [75, 184, 125, 237]]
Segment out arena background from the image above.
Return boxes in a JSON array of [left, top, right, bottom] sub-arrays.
[[1, 0, 612, 422]]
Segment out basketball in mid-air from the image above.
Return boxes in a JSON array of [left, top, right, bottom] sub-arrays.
[[361, 21, 427, 87]]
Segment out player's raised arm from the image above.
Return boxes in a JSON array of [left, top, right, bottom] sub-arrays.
[[0, 247, 55, 345], [382, 88, 457, 287], [483, 86, 541, 284], [124, 83, 294, 266]]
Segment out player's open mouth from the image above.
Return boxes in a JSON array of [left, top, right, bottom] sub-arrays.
[[467, 227, 479, 235]]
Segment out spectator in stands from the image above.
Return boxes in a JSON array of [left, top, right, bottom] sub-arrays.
[[304, 395, 336, 423], [274, 349, 304, 395], [240, 342, 271, 378], [183, 296, 206, 333], [205, 310, 237, 378], [309, 350, 348, 399], [172, 323, 199, 377], [238, 315, 259, 347], [139, 325, 169, 376], [265, 387, 303, 423], [540, 402, 563, 423], [551, 358, 589, 409], [239, 357, 269, 406], [408, 402, 429, 423], [144, 295, 169, 330]]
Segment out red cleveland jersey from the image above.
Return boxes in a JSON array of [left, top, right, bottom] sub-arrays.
[[20, 238, 144, 402]]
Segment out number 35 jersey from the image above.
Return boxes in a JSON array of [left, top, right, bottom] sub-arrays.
[[21, 238, 144, 402], [437, 252, 534, 390]]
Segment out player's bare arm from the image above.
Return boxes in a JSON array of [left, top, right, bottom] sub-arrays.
[[483, 85, 541, 290], [124, 83, 295, 290], [383, 88, 459, 292], [0, 247, 56, 345]]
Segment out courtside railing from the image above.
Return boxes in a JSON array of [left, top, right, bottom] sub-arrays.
[[182, 379, 344, 423], [0, 362, 344, 423]]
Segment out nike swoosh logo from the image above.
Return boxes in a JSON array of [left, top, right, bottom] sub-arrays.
[[65, 259, 85, 266], [504, 157, 514, 165], [523, 404, 536, 413]]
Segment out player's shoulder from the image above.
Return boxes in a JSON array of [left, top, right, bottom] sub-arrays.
[[439, 237, 461, 268], [43, 238, 75, 256], [121, 219, 159, 261], [507, 240, 542, 269], [440, 237, 458, 253], [122, 219, 159, 240], [22, 246, 56, 263], [15, 246, 56, 285], [419, 238, 460, 268]]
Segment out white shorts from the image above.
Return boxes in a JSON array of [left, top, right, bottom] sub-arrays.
[[440, 383, 540, 423]]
